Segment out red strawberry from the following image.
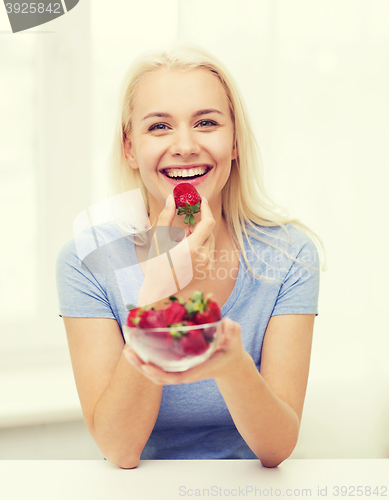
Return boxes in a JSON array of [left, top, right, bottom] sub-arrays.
[[126, 307, 143, 327], [169, 319, 195, 340], [173, 183, 201, 227], [138, 309, 167, 329], [162, 302, 187, 326], [193, 310, 213, 325], [206, 299, 222, 321], [155, 309, 166, 322], [201, 325, 217, 341], [186, 292, 222, 325], [180, 328, 208, 355]]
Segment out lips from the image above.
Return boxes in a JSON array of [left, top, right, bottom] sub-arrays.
[[160, 164, 212, 174], [163, 166, 209, 178], [160, 165, 213, 186]]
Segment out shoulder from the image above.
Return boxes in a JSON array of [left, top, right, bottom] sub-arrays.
[[56, 236, 78, 270], [244, 222, 318, 257], [56, 221, 141, 278], [56, 222, 127, 271], [241, 222, 320, 281]]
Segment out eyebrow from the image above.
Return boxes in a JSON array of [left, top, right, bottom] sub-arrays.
[[142, 109, 223, 120]]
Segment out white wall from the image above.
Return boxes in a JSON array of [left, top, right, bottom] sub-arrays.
[[0, 0, 388, 460]]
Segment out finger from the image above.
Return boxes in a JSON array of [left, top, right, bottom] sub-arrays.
[[200, 196, 212, 220], [174, 348, 228, 383], [123, 347, 144, 369], [140, 364, 182, 384], [222, 317, 235, 335], [150, 195, 179, 257], [140, 363, 160, 375], [124, 350, 166, 384], [123, 349, 156, 379], [187, 197, 215, 247], [157, 194, 176, 227], [221, 318, 241, 345]]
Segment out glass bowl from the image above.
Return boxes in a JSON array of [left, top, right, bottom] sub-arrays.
[[122, 319, 223, 372]]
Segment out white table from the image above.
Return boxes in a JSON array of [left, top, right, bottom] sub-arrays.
[[0, 459, 388, 499]]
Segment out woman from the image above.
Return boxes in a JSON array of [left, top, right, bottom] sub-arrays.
[[56, 45, 323, 468]]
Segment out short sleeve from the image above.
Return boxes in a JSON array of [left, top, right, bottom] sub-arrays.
[[271, 232, 320, 317], [55, 236, 115, 319]]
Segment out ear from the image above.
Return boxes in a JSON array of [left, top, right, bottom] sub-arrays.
[[231, 141, 238, 161], [123, 137, 139, 170]]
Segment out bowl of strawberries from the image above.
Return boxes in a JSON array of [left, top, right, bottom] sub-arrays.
[[123, 291, 223, 372]]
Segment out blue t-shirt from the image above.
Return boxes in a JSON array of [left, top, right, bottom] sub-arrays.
[[55, 221, 320, 460]]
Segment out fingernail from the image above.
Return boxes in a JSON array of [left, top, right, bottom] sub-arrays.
[[202, 197, 208, 204], [165, 194, 174, 207]]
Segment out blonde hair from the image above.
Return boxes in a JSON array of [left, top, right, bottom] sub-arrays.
[[108, 44, 326, 280]]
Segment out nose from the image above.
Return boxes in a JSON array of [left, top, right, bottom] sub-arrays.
[[169, 128, 200, 158]]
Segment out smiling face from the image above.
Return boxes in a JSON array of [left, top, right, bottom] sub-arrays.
[[124, 68, 237, 217]]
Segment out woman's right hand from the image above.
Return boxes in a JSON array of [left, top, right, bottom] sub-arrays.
[[170, 195, 216, 283], [136, 194, 216, 308]]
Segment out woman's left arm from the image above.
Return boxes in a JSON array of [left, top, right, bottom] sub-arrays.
[[215, 313, 315, 468]]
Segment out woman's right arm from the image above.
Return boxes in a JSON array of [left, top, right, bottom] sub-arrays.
[[63, 316, 162, 469]]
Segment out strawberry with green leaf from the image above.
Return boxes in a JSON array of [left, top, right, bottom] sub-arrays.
[[162, 301, 187, 327], [125, 292, 222, 359], [184, 291, 222, 325], [173, 183, 201, 228], [125, 304, 143, 327]]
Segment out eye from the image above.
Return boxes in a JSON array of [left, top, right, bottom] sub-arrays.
[[148, 123, 169, 131], [196, 120, 217, 127]]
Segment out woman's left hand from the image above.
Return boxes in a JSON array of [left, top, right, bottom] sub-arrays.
[[123, 317, 249, 385]]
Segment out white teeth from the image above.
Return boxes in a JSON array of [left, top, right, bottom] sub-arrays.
[[164, 167, 208, 178]]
